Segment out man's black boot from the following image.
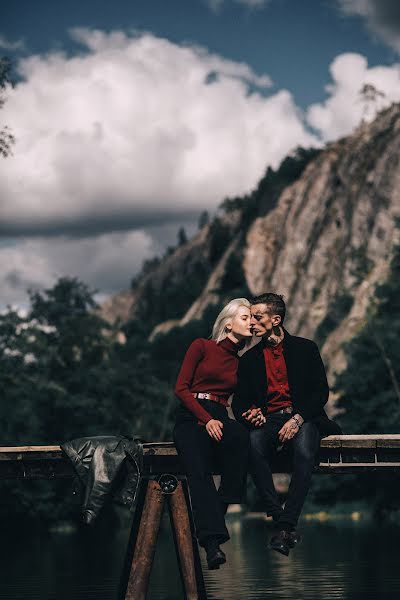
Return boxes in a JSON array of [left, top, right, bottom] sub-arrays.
[[204, 537, 226, 570], [269, 530, 292, 556], [288, 529, 301, 548]]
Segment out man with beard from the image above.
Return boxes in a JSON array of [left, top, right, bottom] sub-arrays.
[[232, 293, 341, 556]]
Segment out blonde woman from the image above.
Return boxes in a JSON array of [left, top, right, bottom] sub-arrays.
[[173, 298, 253, 570]]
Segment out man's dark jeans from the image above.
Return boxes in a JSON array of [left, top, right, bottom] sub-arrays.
[[249, 412, 320, 527]]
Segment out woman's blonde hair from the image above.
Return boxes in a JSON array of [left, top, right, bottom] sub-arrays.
[[211, 298, 250, 343]]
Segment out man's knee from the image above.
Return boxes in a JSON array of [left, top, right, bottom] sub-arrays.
[[249, 428, 276, 460], [293, 423, 320, 462], [249, 428, 265, 452]]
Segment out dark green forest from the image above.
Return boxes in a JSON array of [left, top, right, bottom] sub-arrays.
[[309, 232, 400, 518]]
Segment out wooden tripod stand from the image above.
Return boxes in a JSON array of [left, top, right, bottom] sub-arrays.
[[119, 474, 208, 600]]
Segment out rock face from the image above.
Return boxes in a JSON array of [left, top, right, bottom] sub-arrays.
[[100, 208, 243, 330], [244, 104, 400, 379], [100, 104, 400, 390]]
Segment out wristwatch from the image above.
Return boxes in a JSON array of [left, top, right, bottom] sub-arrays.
[[291, 415, 303, 428]]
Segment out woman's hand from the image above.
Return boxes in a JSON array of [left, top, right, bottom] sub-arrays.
[[206, 419, 224, 442]]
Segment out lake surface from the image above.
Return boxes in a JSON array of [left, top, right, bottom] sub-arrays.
[[1, 510, 400, 600]]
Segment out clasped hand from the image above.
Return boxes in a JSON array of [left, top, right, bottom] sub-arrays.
[[241, 408, 300, 443], [242, 408, 266, 427]]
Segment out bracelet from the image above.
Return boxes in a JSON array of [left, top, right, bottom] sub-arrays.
[[291, 415, 302, 428]]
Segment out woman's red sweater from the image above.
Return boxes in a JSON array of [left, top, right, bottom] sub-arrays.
[[174, 337, 241, 425]]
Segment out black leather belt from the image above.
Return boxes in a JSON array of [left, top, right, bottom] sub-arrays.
[[274, 407, 293, 415]]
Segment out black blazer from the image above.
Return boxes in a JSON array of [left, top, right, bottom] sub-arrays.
[[231, 330, 341, 436]]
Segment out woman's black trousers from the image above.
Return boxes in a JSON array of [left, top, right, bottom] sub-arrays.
[[173, 400, 249, 546]]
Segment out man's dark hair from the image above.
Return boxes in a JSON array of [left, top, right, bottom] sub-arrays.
[[251, 293, 286, 324]]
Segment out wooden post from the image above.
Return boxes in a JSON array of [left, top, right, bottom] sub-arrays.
[[169, 479, 207, 600], [122, 479, 165, 600]]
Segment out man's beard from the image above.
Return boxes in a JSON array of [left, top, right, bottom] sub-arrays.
[[265, 327, 283, 346]]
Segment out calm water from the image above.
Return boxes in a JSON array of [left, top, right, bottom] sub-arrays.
[[1, 510, 400, 600]]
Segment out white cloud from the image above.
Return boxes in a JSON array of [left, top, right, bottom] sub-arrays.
[[0, 230, 153, 307], [0, 35, 25, 51], [0, 28, 321, 305], [208, 0, 269, 12], [337, 0, 400, 52], [306, 53, 400, 140], [0, 29, 315, 239]]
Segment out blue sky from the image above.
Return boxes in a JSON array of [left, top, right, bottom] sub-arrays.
[[2, 0, 397, 108], [1, 0, 400, 305]]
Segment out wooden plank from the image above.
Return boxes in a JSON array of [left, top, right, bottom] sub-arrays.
[[0, 459, 74, 479], [376, 439, 400, 448], [320, 438, 342, 448], [143, 442, 175, 449], [341, 439, 376, 448], [316, 462, 400, 469], [0, 445, 61, 453], [1, 437, 400, 458], [1, 438, 400, 479], [144, 447, 178, 457], [0, 450, 63, 461], [328, 435, 400, 441]]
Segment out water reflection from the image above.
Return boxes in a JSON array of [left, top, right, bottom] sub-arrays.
[[195, 516, 400, 600], [1, 511, 400, 599]]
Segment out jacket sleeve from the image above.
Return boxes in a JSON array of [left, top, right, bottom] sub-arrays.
[[174, 338, 213, 425], [231, 354, 257, 427], [296, 342, 329, 422]]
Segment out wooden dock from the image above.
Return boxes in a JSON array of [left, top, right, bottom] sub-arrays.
[[1, 435, 400, 478], [1, 435, 400, 599]]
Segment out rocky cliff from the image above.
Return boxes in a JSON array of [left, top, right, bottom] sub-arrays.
[[100, 104, 400, 390], [244, 104, 400, 379]]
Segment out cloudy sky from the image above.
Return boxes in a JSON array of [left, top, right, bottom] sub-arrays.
[[1, 0, 400, 306]]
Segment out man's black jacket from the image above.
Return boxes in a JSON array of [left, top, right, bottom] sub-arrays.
[[231, 331, 341, 436]]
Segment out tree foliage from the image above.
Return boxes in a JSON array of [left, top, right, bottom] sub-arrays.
[[220, 146, 321, 229], [311, 232, 400, 518], [0, 278, 176, 520], [0, 56, 14, 157]]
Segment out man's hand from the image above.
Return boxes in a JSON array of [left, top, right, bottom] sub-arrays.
[[206, 419, 224, 441], [278, 417, 299, 443], [242, 408, 266, 427]]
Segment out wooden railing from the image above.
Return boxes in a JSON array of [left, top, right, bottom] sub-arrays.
[[2, 435, 400, 478]]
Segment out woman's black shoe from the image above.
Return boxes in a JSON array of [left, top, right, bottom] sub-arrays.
[[204, 537, 226, 570], [207, 547, 226, 570]]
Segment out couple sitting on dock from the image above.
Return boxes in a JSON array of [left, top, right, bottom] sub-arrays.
[[173, 293, 341, 569]]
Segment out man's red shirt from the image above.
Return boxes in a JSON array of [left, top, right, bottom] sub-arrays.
[[263, 340, 293, 414]]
